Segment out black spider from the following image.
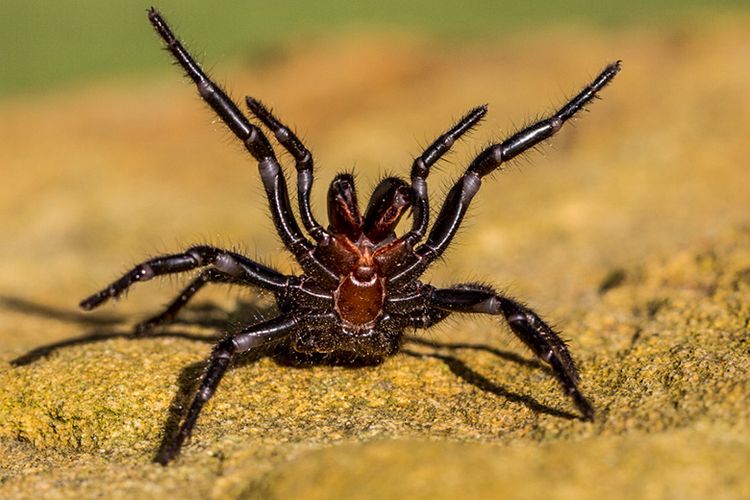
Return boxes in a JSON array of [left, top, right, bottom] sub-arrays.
[[80, 8, 620, 464]]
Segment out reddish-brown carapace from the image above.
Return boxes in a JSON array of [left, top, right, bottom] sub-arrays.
[[80, 7, 621, 465], [320, 175, 412, 329]]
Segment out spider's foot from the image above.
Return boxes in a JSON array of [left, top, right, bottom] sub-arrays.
[[572, 389, 595, 421], [79, 289, 113, 310], [154, 442, 180, 466], [133, 315, 171, 336]]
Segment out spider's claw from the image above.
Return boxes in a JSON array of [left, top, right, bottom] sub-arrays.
[[79, 290, 109, 310], [572, 390, 595, 421], [154, 443, 179, 466], [132, 311, 173, 336], [79, 298, 95, 310]]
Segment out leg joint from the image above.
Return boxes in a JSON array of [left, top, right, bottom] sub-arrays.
[[186, 245, 220, 266], [136, 263, 155, 281], [213, 253, 244, 277], [214, 337, 238, 358]]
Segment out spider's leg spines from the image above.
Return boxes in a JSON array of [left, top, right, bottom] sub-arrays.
[[79, 246, 290, 311], [154, 317, 288, 465], [428, 284, 593, 420], [245, 96, 328, 242], [245, 97, 305, 158], [154, 311, 340, 464], [390, 63, 621, 285], [413, 104, 488, 172], [133, 268, 237, 334], [148, 10, 342, 283], [417, 171, 481, 257], [557, 60, 621, 122], [403, 105, 489, 246]]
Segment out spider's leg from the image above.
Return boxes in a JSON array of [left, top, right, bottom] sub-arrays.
[[133, 268, 236, 334], [404, 106, 487, 247], [390, 62, 621, 287], [147, 9, 337, 286], [383, 284, 452, 342], [430, 284, 593, 420], [246, 97, 328, 242], [154, 313, 337, 465], [80, 246, 287, 310]]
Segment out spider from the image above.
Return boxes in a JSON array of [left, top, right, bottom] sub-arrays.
[[80, 8, 620, 464]]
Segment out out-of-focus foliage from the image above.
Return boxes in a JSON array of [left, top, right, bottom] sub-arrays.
[[0, 0, 746, 96]]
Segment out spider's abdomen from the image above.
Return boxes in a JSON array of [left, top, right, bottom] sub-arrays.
[[334, 266, 385, 327]]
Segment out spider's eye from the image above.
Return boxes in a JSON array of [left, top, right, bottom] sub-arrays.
[[363, 177, 412, 243]]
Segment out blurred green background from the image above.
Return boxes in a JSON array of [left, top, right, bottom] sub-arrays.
[[1, 0, 746, 97]]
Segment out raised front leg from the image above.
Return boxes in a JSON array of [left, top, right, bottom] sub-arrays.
[[147, 9, 337, 286], [404, 105, 487, 246], [390, 62, 621, 287], [246, 97, 328, 243], [430, 284, 594, 420]]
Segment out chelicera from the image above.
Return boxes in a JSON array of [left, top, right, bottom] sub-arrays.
[[81, 8, 620, 464]]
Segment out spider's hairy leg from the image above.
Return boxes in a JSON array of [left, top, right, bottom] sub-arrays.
[[383, 283, 452, 334], [404, 105, 488, 247], [154, 314, 333, 465], [473, 61, 621, 170], [147, 8, 338, 286], [246, 97, 328, 242], [390, 62, 621, 287], [133, 268, 235, 334], [80, 246, 287, 311], [147, 8, 271, 159], [430, 284, 594, 420]]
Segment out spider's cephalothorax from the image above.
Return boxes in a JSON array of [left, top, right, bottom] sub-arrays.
[[309, 174, 413, 353], [80, 8, 621, 464]]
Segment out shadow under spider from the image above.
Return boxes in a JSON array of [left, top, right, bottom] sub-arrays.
[[402, 335, 576, 419], [3, 296, 271, 366], [155, 338, 577, 461], [5, 295, 578, 456], [4, 296, 231, 366], [401, 347, 577, 420], [0, 295, 124, 327]]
